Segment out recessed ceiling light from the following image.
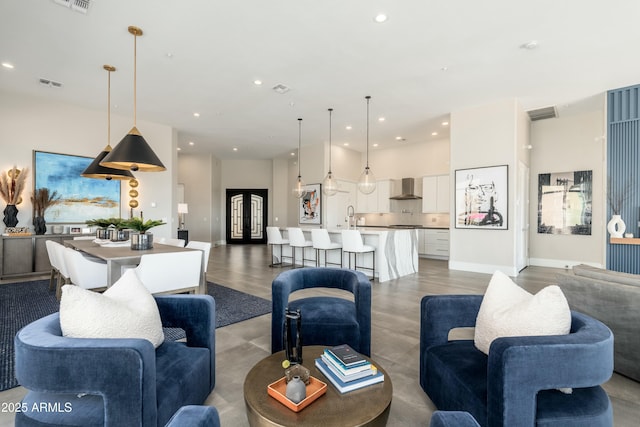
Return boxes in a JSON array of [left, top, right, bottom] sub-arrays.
[[253, 80, 262, 85], [378, 117, 385, 122], [441, 66, 449, 71], [290, 152, 295, 156], [177, 147, 182, 151], [343, 143, 349, 146], [374, 14, 388, 23], [395, 136, 403, 140], [233, 147, 238, 151], [432, 132, 438, 136], [2, 62, 14, 69], [165, 53, 174, 58], [441, 121, 449, 126], [193, 112, 200, 118], [346, 125, 352, 130], [520, 40, 538, 50], [373, 143, 379, 147], [189, 141, 195, 146]]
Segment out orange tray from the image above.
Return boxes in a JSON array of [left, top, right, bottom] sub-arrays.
[[267, 376, 327, 412]]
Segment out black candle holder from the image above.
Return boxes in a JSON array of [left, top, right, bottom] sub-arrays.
[[283, 308, 302, 364]]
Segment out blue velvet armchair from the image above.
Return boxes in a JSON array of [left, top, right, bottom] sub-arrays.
[[272, 267, 371, 356], [420, 295, 614, 427], [14, 295, 216, 427]]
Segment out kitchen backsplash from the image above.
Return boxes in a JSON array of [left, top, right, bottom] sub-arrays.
[[357, 212, 450, 228]]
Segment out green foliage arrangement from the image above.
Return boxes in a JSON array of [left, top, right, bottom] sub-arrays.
[[121, 217, 166, 233], [85, 217, 126, 229]]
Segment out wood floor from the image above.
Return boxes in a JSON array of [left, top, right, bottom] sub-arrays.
[[1, 244, 639, 426]]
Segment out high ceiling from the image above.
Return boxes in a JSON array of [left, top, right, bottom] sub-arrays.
[[1, 1, 638, 159]]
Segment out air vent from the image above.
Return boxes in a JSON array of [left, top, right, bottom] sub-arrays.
[[272, 84, 290, 94], [527, 105, 557, 121], [52, 0, 91, 14], [39, 78, 63, 88]]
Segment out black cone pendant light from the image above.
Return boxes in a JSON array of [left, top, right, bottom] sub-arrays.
[[101, 26, 166, 172], [81, 65, 134, 180]]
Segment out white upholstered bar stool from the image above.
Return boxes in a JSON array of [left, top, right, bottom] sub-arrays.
[[311, 228, 342, 268], [287, 227, 315, 268], [266, 226, 292, 267], [341, 230, 375, 280]]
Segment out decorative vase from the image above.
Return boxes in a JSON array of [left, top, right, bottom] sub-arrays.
[[111, 229, 130, 242], [131, 232, 153, 250], [285, 375, 306, 404], [607, 214, 626, 238], [33, 216, 47, 235], [96, 228, 109, 239], [284, 308, 303, 364], [3, 204, 19, 227]]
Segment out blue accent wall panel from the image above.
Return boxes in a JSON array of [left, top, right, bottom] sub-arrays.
[[607, 85, 640, 273]]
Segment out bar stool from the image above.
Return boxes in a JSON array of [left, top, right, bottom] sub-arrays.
[[341, 230, 375, 280], [287, 227, 315, 268], [267, 226, 292, 267], [311, 228, 342, 268]]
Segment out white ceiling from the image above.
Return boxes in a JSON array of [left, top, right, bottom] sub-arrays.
[[1, 0, 639, 159]]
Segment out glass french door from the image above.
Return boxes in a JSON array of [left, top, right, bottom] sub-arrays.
[[226, 189, 267, 244]]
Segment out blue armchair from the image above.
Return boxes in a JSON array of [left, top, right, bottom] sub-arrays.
[[430, 411, 481, 427], [420, 295, 614, 427], [272, 267, 371, 356], [14, 295, 216, 427]]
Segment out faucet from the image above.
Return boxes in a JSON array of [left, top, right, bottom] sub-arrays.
[[346, 205, 355, 229]]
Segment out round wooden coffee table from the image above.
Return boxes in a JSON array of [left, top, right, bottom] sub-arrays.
[[244, 346, 392, 427]]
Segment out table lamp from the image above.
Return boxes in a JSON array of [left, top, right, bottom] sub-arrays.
[[178, 203, 188, 230]]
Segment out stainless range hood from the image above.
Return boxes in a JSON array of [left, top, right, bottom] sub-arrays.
[[390, 178, 422, 200]]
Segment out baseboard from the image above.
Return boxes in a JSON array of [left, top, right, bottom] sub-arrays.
[[448, 260, 518, 277], [528, 258, 604, 269]]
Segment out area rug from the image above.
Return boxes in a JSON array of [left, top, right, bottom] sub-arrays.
[[0, 279, 271, 392]]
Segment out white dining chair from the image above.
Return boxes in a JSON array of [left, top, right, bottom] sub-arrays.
[[45, 240, 69, 299], [62, 247, 108, 292], [156, 237, 186, 247], [287, 227, 314, 268], [311, 228, 342, 268], [341, 230, 375, 280], [186, 240, 212, 273], [266, 226, 292, 267], [133, 251, 202, 294]]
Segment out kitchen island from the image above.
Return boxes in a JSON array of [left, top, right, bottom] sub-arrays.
[[280, 227, 418, 282]]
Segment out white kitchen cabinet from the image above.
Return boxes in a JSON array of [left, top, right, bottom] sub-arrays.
[[356, 179, 391, 213], [422, 175, 450, 213], [423, 229, 449, 259]]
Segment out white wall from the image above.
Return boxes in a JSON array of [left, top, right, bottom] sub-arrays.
[[178, 153, 214, 243], [367, 138, 450, 179], [529, 105, 606, 268], [449, 98, 527, 276], [0, 90, 176, 238]]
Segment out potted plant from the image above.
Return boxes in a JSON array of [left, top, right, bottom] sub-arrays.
[[121, 216, 166, 250], [0, 166, 28, 228], [86, 217, 126, 240], [31, 188, 60, 235]]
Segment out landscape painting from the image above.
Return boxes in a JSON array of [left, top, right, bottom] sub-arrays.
[[538, 170, 592, 235], [33, 150, 121, 223]]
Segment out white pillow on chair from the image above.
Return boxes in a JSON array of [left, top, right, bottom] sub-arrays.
[[60, 269, 165, 348], [474, 270, 571, 355]]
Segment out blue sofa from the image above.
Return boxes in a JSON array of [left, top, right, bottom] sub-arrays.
[[14, 294, 216, 427], [272, 267, 371, 356], [420, 295, 614, 427]]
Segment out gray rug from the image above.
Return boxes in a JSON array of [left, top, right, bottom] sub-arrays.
[[0, 279, 271, 392]]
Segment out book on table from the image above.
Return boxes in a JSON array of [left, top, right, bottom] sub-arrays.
[[315, 357, 384, 394], [326, 344, 368, 367], [320, 354, 376, 382]]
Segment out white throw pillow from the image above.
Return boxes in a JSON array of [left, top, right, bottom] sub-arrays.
[[474, 270, 571, 355], [60, 269, 165, 348]]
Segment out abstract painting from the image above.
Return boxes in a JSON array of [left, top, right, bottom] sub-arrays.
[[33, 150, 121, 223], [299, 183, 321, 225], [455, 165, 508, 229], [538, 170, 592, 235]]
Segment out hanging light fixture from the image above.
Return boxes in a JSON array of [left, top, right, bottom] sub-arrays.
[[292, 118, 307, 198], [82, 65, 135, 180], [357, 95, 376, 194], [322, 108, 338, 196], [101, 26, 166, 172]]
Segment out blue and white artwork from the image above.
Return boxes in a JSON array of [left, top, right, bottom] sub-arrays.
[[34, 151, 121, 223]]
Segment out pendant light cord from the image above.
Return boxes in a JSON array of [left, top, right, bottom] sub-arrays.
[[298, 118, 302, 177], [107, 68, 111, 145], [365, 96, 371, 168], [133, 33, 137, 127], [328, 108, 333, 173]]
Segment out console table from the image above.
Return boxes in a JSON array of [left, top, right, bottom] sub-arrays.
[[0, 234, 90, 279]]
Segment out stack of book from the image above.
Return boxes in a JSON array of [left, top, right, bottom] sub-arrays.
[[314, 344, 384, 393]]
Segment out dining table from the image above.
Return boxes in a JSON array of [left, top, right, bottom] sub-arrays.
[[64, 239, 206, 293]]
